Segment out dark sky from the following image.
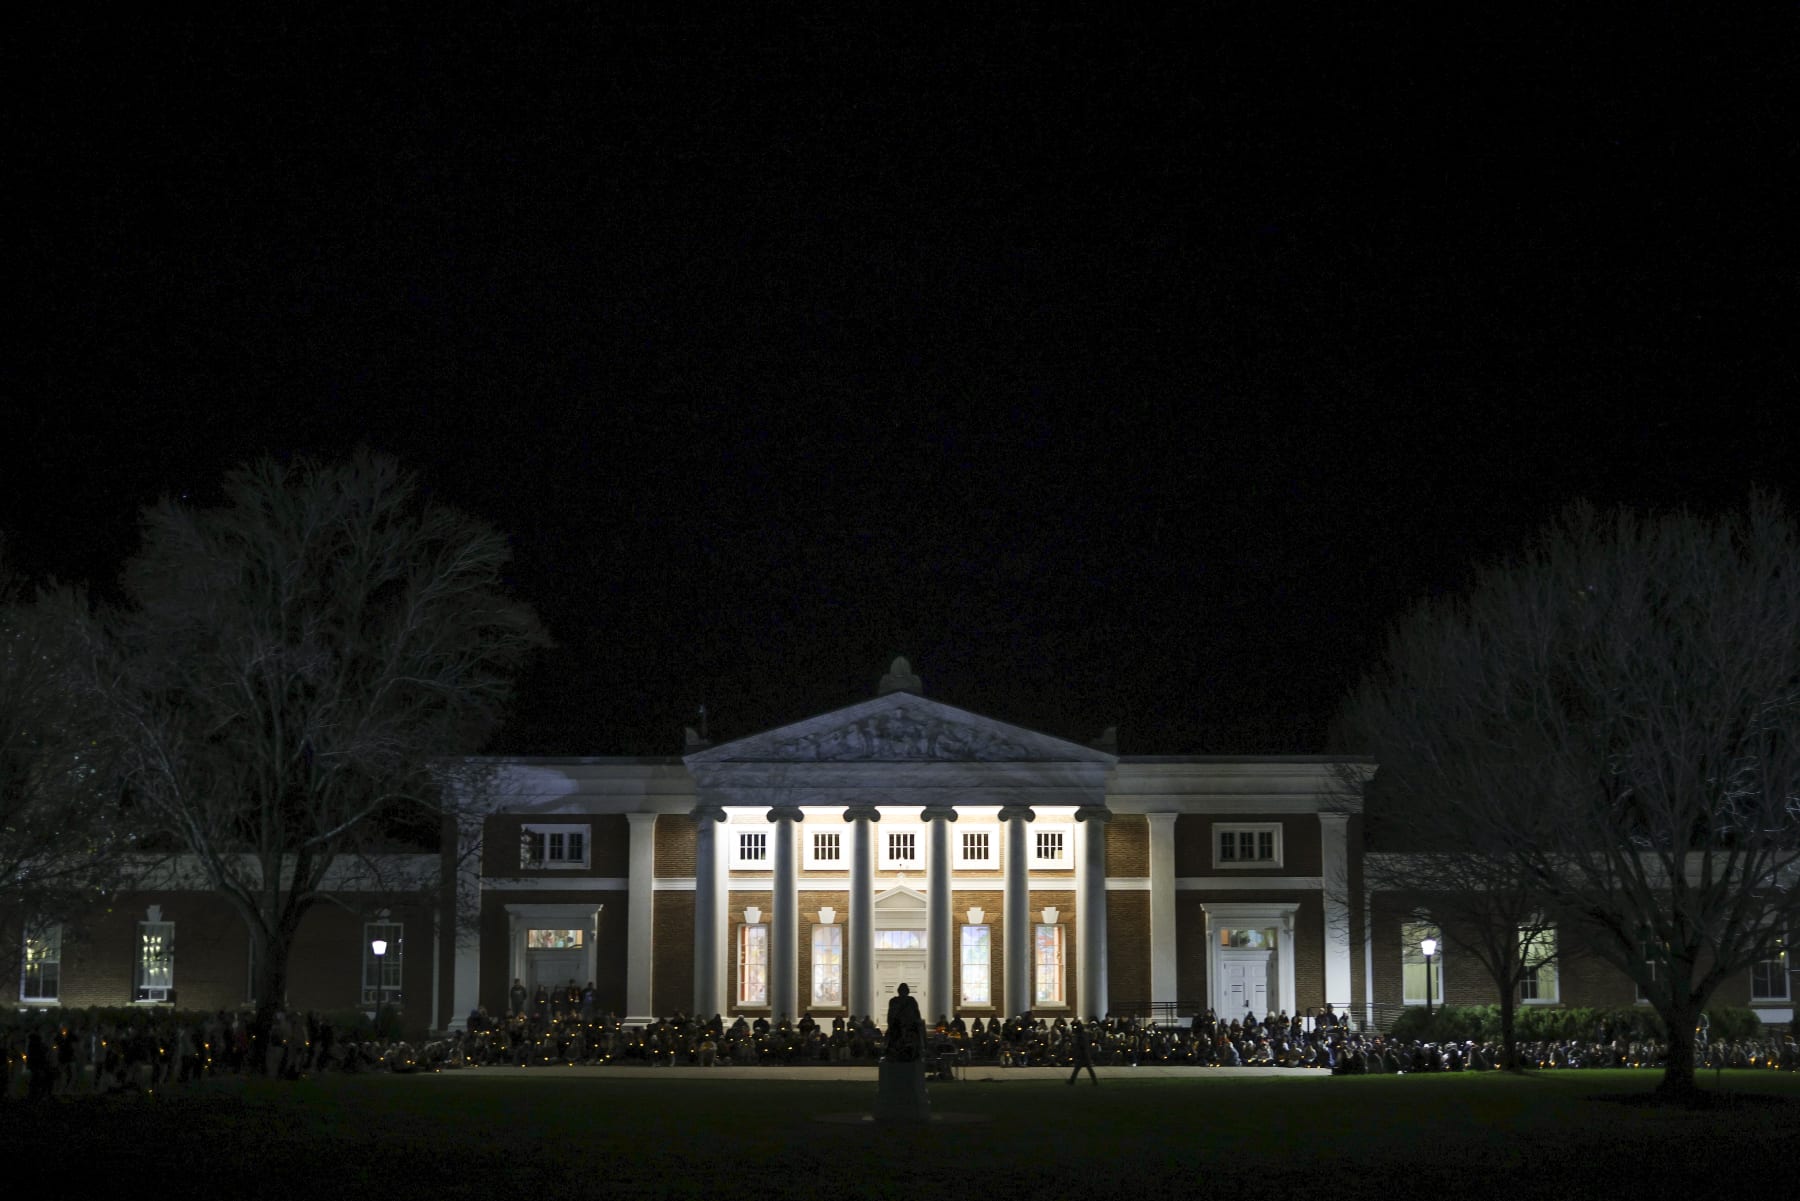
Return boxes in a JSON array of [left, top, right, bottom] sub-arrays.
[[6, 9, 1796, 755]]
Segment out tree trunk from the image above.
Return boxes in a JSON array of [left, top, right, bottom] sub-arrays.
[[1498, 987, 1520, 1072], [1656, 996, 1700, 1103], [249, 927, 294, 1076]]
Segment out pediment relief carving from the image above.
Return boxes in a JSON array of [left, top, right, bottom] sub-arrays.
[[769, 704, 1034, 762]]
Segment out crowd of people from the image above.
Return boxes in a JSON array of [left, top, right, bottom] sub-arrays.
[[7, 997, 1795, 1098]]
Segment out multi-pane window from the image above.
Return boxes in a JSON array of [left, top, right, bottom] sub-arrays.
[[810, 831, 842, 866], [1751, 934, 1789, 1001], [885, 830, 919, 867], [20, 925, 60, 1004], [136, 918, 175, 1003], [737, 831, 769, 866], [960, 925, 991, 1006], [811, 924, 844, 1007], [362, 921, 403, 1006], [874, 929, 926, 950], [960, 830, 991, 865], [1034, 923, 1065, 1006], [1033, 830, 1065, 865], [1401, 921, 1443, 1006], [521, 824, 589, 869], [738, 923, 769, 1006], [1216, 824, 1280, 866], [1519, 926, 1558, 1003]]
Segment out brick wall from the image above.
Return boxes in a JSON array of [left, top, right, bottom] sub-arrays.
[[1106, 890, 1150, 1013], [1173, 814, 1321, 876], [651, 891, 694, 1015], [654, 813, 695, 876], [1105, 815, 1149, 876]]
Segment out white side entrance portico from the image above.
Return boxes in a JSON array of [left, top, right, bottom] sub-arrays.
[[1204, 901, 1299, 1020]]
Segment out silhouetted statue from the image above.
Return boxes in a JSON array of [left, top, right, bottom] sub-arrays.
[[884, 983, 925, 1062]]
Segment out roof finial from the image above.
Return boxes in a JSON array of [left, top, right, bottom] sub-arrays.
[[878, 656, 922, 696]]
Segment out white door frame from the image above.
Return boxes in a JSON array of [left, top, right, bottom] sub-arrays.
[[1203, 902, 1299, 1018], [504, 903, 605, 998]]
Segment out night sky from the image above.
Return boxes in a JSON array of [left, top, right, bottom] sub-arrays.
[[7, 10, 1796, 756]]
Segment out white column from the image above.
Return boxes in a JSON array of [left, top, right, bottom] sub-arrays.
[[691, 804, 727, 1017], [1075, 805, 1111, 1020], [448, 812, 485, 1031], [625, 813, 658, 1022], [999, 804, 1035, 1017], [1320, 812, 1353, 1011], [922, 805, 957, 1022], [845, 804, 879, 1020], [768, 804, 803, 1023], [1146, 812, 1178, 1008]]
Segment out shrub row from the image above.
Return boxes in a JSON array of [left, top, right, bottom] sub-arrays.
[[1385, 1004, 1765, 1044]]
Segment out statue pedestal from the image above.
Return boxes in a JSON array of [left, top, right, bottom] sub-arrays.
[[875, 1057, 930, 1123]]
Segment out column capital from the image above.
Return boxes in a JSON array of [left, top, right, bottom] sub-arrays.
[[626, 811, 659, 826], [841, 803, 882, 823], [1318, 811, 1351, 827], [1074, 805, 1112, 824], [766, 804, 805, 823], [997, 804, 1036, 823], [919, 804, 959, 823], [690, 803, 728, 823]]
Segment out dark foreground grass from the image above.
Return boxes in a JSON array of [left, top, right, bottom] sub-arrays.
[[9, 1070, 1797, 1201]]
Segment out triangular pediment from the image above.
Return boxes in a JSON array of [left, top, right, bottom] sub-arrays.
[[685, 693, 1114, 766]]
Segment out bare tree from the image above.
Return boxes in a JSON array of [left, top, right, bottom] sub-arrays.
[[1, 561, 136, 992], [88, 452, 545, 1042], [1339, 495, 1800, 1100]]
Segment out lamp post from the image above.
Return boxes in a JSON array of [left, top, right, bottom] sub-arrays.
[[1420, 936, 1437, 1019]]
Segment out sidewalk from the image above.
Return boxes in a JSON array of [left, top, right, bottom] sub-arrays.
[[422, 1063, 1319, 1082]]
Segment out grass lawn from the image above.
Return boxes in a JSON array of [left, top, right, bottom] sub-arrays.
[[10, 1070, 1797, 1200]]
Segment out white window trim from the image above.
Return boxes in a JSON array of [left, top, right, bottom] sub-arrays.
[[880, 825, 924, 871], [521, 823, 592, 871], [1519, 926, 1559, 1005], [1751, 931, 1790, 1002], [960, 924, 992, 1008], [1400, 920, 1443, 1007], [738, 922, 769, 1006], [810, 924, 844, 1007], [1030, 825, 1072, 869], [954, 825, 997, 870], [19, 923, 61, 1005], [362, 920, 404, 1007], [805, 829, 845, 871], [1033, 922, 1067, 1008], [733, 829, 772, 871], [136, 914, 175, 1004], [1213, 822, 1284, 869]]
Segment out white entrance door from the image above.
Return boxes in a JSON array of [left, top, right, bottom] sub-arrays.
[[875, 952, 927, 1022], [1218, 951, 1272, 1018], [529, 950, 585, 998]]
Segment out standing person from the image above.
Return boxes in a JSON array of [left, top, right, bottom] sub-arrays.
[[1067, 1019, 1098, 1086], [509, 977, 528, 1017]]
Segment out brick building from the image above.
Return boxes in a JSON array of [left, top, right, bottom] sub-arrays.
[[19, 662, 1792, 1033]]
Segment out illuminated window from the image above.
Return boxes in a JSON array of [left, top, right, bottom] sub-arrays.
[[1752, 933, 1789, 1001], [136, 914, 175, 1003], [521, 824, 589, 870], [1215, 824, 1281, 868], [1034, 923, 1065, 1006], [362, 921, 403, 1007], [1034, 830, 1065, 865], [874, 929, 926, 950], [738, 923, 768, 1006], [526, 929, 586, 950], [1519, 926, 1558, 1003], [20, 925, 60, 1004], [811, 925, 843, 1007], [960, 925, 991, 1007], [1401, 921, 1443, 1006]]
